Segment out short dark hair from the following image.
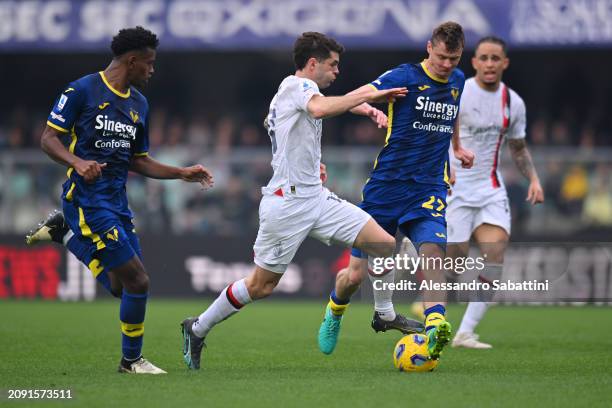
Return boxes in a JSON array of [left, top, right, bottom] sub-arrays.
[[475, 36, 508, 55], [431, 21, 465, 52], [293, 32, 345, 70], [111, 26, 159, 57]]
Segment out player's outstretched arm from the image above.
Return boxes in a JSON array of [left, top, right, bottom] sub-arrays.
[[130, 155, 214, 188], [508, 139, 544, 205], [41, 125, 106, 183], [307, 85, 406, 120], [347, 86, 393, 128]]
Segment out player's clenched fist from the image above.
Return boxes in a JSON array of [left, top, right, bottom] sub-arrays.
[[180, 164, 214, 189], [453, 146, 475, 169], [74, 159, 107, 183]]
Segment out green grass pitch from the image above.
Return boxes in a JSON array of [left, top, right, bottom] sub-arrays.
[[1, 300, 611, 407]]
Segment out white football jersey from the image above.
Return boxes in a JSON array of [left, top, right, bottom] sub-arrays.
[[262, 75, 323, 198], [450, 77, 526, 205]]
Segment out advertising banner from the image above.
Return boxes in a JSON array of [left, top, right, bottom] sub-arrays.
[[1, 235, 611, 304], [0, 0, 609, 51]]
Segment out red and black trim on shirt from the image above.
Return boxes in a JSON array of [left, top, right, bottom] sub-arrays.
[[490, 85, 511, 188]]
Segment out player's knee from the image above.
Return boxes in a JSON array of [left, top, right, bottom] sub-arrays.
[[129, 272, 149, 294]]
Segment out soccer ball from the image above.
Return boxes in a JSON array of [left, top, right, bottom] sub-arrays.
[[393, 334, 439, 372]]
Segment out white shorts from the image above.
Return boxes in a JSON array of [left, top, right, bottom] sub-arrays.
[[446, 197, 511, 243], [253, 187, 371, 273]]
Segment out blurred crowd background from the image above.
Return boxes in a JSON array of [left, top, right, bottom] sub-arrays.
[[1, 25, 611, 241]]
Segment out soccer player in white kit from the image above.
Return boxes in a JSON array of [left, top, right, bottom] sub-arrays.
[[448, 36, 544, 349], [179, 32, 409, 369]]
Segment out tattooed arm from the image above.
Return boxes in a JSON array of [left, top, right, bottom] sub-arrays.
[[508, 138, 544, 204]]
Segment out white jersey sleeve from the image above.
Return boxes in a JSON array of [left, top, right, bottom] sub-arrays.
[[506, 90, 526, 140], [261, 75, 324, 198], [291, 77, 321, 112]]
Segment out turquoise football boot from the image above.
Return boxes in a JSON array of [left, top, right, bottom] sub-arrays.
[[427, 320, 452, 360], [318, 305, 343, 355]]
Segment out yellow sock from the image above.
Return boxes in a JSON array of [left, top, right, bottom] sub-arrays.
[[328, 299, 349, 317], [425, 312, 445, 331]]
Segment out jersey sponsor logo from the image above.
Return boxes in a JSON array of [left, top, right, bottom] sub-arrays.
[[413, 121, 454, 134], [418, 85, 430, 91], [50, 112, 66, 123], [57, 94, 68, 111], [94, 115, 137, 140], [94, 139, 132, 149], [98, 102, 110, 110], [415, 96, 459, 120], [451, 88, 459, 101]]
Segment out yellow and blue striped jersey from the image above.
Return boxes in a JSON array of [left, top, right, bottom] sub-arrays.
[[47, 72, 150, 216], [369, 62, 465, 187]]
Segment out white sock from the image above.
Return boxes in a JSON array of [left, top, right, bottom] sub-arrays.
[[368, 268, 396, 321], [457, 302, 489, 334], [192, 279, 252, 338]]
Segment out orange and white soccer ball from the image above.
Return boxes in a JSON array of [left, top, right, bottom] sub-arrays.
[[393, 333, 439, 372]]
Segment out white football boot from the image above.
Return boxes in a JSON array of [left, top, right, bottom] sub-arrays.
[[451, 332, 493, 349], [118, 357, 167, 374]]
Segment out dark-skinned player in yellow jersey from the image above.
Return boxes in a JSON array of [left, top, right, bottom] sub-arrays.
[[26, 26, 213, 374]]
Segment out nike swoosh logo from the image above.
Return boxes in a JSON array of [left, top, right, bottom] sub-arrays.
[[418, 85, 430, 91], [98, 102, 109, 110]]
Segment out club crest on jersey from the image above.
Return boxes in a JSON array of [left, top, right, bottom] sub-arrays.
[[451, 88, 459, 101], [129, 110, 139, 123], [105, 228, 119, 241]]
